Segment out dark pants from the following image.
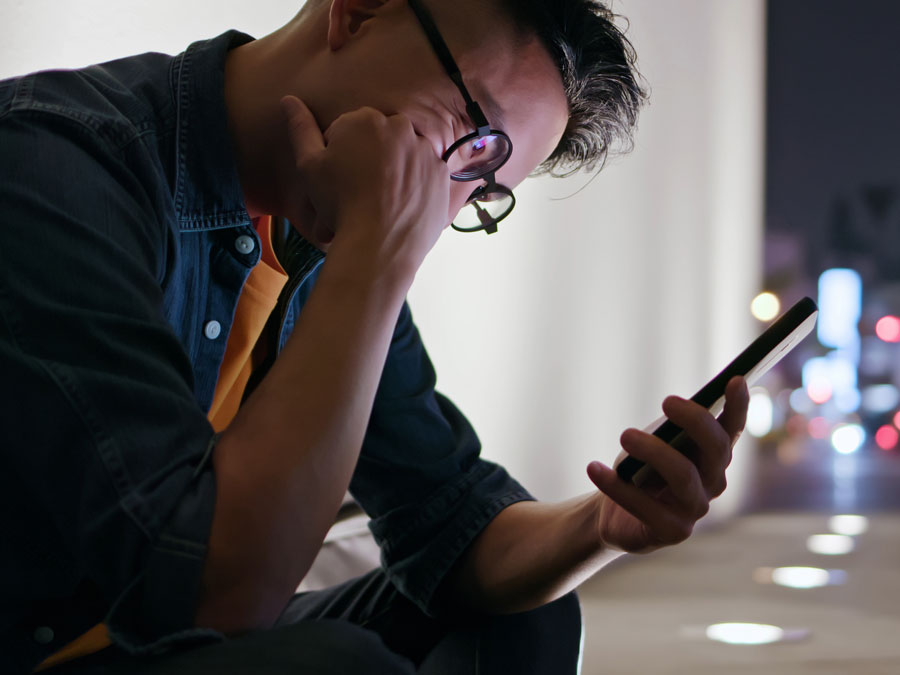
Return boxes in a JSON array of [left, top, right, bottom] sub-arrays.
[[53, 569, 582, 674]]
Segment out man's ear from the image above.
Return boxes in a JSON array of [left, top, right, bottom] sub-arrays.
[[327, 0, 394, 51]]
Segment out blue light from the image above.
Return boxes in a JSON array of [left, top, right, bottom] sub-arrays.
[[817, 269, 862, 350], [861, 384, 900, 413]]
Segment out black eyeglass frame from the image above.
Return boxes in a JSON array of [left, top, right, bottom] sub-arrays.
[[407, 0, 516, 234]]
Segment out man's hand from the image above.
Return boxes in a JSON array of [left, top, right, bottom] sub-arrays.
[[586, 376, 749, 554], [280, 95, 450, 274]]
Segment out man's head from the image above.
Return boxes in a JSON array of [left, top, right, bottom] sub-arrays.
[[291, 0, 645, 178], [229, 0, 645, 237], [496, 0, 647, 177]]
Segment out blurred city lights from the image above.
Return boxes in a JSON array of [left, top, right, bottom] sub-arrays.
[[861, 384, 900, 413], [860, 336, 893, 376], [789, 388, 816, 415], [875, 424, 898, 450], [830, 424, 866, 454], [751, 292, 781, 322], [706, 623, 785, 645], [817, 269, 862, 349], [802, 355, 860, 406], [875, 315, 900, 343], [807, 379, 833, 404], [833, 388, 862, 414], [746, 389, 774, 437], [807, 534, 855, 555], [808, 417, 830, 439], [894, 410, 900, 429], [828, 514, 869, 536]]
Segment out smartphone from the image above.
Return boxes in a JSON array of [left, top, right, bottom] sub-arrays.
[[615, 296, 818, 486]]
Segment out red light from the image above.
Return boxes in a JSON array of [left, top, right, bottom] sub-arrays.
[[894, 411, 900, 429], [876, 424, 899, 450], [808, 416, 830, 439], [807, 380, 832, 404], [875, 316, 900, 342]]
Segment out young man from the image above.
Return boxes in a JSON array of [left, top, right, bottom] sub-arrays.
[[0, 0, 748, 672]]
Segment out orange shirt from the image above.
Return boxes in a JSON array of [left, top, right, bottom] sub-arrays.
[[207, 215, 288, 431], [36, 216, 285, 671]]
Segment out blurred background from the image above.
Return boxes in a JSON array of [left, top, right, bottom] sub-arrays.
[[3, 0, 899, 671]]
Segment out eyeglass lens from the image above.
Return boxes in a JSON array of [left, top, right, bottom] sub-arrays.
[[452, 190, 515, 232], [445, 133, 512, 181]]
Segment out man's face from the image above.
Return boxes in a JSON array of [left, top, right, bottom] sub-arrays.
[[308, 0, 569, 226]]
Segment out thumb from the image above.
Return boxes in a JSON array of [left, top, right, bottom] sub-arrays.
[[280, 95, 325, 162]]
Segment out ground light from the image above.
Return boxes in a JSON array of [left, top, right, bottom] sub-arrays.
[[807, 534, 855, 555], [828, 514, 869, 536], [752, 566, 847, 589], [706, 623, 783, 645]]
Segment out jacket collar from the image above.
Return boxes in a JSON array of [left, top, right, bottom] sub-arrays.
[[171, 30, 255, 232]]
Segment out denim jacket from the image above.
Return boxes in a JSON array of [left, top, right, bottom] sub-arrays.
[[0, 31, 532, 674]]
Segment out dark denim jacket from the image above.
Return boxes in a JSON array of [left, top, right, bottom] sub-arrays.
[[0, 31, 531, 674]]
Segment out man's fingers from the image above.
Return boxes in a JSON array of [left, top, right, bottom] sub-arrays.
[[718, 376, 749, 443], [619, 429, 710, 519], [280, 95, 325, 163], [587, 462, 694, 546]]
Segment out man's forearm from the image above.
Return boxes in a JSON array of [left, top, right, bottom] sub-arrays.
[[445, 495, 624, 615], [195, 243, 412, 634]]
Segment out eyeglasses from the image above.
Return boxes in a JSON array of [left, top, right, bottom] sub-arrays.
[[407, 0, 516, 235]]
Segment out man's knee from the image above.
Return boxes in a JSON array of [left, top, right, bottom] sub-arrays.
[[471, 593, 583, 674]]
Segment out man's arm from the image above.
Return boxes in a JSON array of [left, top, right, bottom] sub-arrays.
[[445, 377, 749, 614], [194, 98, 451, 633]]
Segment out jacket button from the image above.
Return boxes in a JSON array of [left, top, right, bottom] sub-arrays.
[[234, 235, 256, 255], [204, 320, 222, 340], [34, 626, 54, 644]]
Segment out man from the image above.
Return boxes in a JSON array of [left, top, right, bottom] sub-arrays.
[[0, 0, 749, 672]]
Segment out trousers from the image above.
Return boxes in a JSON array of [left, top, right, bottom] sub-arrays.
[[49, 568, 583, 674]]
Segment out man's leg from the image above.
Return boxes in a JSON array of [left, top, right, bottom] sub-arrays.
[[418, 591, 583, 675], [52, 569, 581, 674], [280, 569, 583, 674]]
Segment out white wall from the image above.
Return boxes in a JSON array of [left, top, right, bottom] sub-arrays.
[[408, 0, 766, 518], [0, 0, 765, 517]]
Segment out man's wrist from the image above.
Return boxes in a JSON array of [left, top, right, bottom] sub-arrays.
[[325, 220, 422, 294]]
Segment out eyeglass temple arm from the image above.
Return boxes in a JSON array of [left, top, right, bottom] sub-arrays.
[[407, 0, 491, 136]]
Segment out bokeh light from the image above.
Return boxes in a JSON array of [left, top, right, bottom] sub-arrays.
[[706, 623, 785, 645], [807, 379, 832, 404], [875, 315, 900, 343], [861, 384, 900, 414], [807, 534, 855, 555], [790, 388, 815, 415], [770, 566, 834, 589], [830, 424, 865, 454], [808, 416, 830, 439], [875, 425, 898, 450], [747, 389, 774, 437], [751, 292, 781, 322], [828, 515, 869, 536]]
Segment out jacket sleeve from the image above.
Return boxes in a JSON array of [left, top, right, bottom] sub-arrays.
[[350, 301, 535, 616], [0, 108, 221, 668]]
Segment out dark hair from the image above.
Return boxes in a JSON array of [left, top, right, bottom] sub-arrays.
[[499, 0, 648, 176], [294, 0, 646, 176]]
